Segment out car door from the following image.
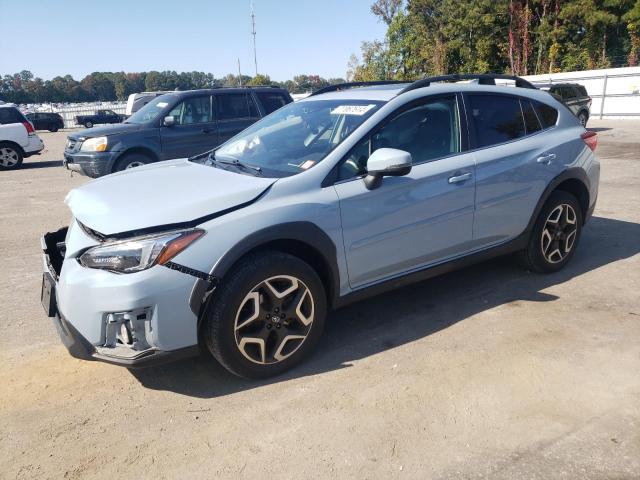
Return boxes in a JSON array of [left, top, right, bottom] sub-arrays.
[[467, 93, 565, 246], [160, 95, 218, 159], [333, 94, 476, 288], [216, 93, 261, 144]]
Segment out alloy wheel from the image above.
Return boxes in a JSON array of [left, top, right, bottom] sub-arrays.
[[234, 275, 315, 365], [541, 203, 578, 264], [0, 147, 19, 167]]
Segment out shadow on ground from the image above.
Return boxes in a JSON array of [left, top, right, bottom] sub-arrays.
[[22, 160, 63, 170], [130, 216, 640, 398], [588, 127, 612, 132]]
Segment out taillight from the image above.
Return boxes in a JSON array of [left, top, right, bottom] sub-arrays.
[[22, 121, 35, 136], [587, 97, 592, 107], [581, 131, 597, 151]]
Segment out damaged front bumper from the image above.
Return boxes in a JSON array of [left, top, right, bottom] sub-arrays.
[[41, 226, 201, 368]]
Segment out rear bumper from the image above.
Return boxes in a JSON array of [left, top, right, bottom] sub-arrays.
[[63, 150, 120, 177], [24, 135, 44, 156]]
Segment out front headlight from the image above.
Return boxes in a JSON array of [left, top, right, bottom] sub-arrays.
[[80, 136, 108, 152], [79, 229, 204, 273]]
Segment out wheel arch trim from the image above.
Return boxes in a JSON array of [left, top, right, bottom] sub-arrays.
[[189, 221, 341, 318], [526, 168, 591, 233]]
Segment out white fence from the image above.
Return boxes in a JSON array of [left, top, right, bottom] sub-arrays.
[[524, 67, 640, 119]]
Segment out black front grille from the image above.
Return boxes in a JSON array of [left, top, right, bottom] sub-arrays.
[[65, 138, 80, 153]]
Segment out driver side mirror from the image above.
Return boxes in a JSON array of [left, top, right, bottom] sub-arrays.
[[163, 116, 175, 127], [364, 148, 412, 190]]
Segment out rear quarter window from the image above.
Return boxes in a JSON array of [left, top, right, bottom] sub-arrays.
[[0, 107, 24, 125], [467, 94, 526, 148], [533, 101, 558, 128], [576, 85, 588, 97]]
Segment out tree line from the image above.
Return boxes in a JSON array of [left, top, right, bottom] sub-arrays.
[[348, 0, 640, 81], [0, 71, 346, 104]]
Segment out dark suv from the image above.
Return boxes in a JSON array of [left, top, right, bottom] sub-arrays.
[[25, 112, 65, 132], [63, 87, 293, 178], [541, 83, 592, 126]]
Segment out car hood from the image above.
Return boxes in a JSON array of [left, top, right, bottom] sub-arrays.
[[65, 159, 276, 236], [69, 122, 142, 139]]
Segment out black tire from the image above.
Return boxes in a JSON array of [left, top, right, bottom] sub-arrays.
[[519, 191, 583, 273], [114, 153, 150, 172], [0, 142, 24, 170], [203, 251, 327, 379], [84, 121, 93, 128], [49, 124, 59, 132], [578, 111, 588, 127]]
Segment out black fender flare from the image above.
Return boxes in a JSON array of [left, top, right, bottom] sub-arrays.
[[189, 221, 341, 316], [524, 167, 591, 235]]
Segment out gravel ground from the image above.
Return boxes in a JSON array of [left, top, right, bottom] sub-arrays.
[[1, 122, 639, 479]]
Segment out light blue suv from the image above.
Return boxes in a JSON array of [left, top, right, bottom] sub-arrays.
[[41, 74, 600, 378]]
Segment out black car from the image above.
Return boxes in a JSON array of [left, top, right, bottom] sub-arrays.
[[540, 83, 592, 126], [75, 109, 125, 129], [63, 87, 293, 178], [25, 112, 65, 132]]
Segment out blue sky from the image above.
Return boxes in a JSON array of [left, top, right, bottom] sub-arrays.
[[0, 0, 387, 81]]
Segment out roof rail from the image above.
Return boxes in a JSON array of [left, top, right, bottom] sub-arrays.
[[216, 85, 281, 89], [398, 74, 537, 95], [309, 81, 407, 97]]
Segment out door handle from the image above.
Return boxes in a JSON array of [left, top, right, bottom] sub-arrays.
[[536, 153, 556, 164], [201, 128, 211, 134], [448, 172, 472, 184]]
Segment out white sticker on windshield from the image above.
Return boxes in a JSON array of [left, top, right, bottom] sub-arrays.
[[330, 104, 376, 116], [156, 102, 168, 108]]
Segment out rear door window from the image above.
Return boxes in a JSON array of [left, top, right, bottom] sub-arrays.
[[467, 94, 526, 148], [256, 92, 290, 114], [217, 94, 260, 121], [532, 101, 558, 128]]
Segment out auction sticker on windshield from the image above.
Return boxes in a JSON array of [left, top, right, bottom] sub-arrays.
[[330, 104, 377, 116]]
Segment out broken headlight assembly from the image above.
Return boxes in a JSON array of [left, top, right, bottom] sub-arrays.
[[79, 229, 204, 273]]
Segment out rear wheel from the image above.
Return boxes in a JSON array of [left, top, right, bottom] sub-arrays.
[[519, 191, 582, 273], [203, 251, 327, 379], [84, 121, 93, 128], [49, 124, 59, 132], [0, 143, 23, 170], [114, 153, 150, 172]]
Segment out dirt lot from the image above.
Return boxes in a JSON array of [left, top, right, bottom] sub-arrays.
[[1, 122, 639, 479]]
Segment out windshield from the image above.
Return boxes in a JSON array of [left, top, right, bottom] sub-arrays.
[[125, 95, 176, 124], [199, 99, 383, 177]]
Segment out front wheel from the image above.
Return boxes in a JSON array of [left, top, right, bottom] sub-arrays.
[[84, 121, 93, 128], [519, 191, 583, 273], [114, 153, 150, 172], [203, 251, 327, 379], [49, 124, 59, 132]]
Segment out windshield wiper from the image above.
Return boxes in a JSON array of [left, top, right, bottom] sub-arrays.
[[208, 152, 262, 176]]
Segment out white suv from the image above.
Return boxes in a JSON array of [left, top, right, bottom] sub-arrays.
[[0, 104, 45, 170]]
